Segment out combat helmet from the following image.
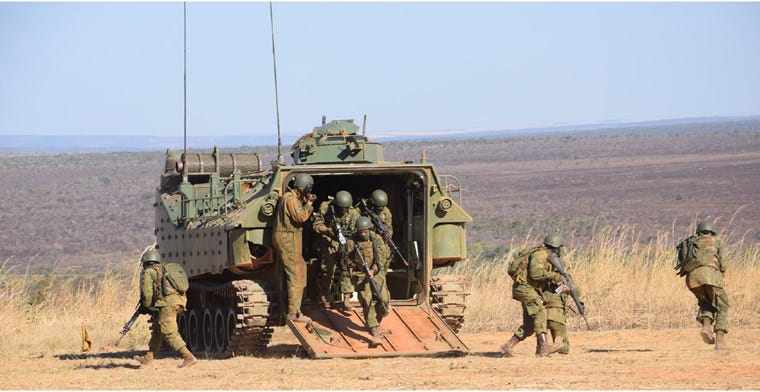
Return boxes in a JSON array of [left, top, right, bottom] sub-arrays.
[[293, 173, 314, 194], [544, 234, 565, 249], [356, 216, 373, 231], [371, 189, 388, 208], [141, 248, 161, 265], [334, 190, 353, 208], [697, 221, 716, 235]]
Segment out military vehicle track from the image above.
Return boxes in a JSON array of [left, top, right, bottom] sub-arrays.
[[430, 275, 468, 333], [170, 279, 274, 357]]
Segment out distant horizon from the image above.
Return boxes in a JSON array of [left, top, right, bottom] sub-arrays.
[[4, 113, 759, 137], [2, 115, 759, 154]]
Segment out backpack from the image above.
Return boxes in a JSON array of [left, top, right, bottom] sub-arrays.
[[675, 235, 719, 276], [161, 263, 190, 296], [508, 246, 543, 281]]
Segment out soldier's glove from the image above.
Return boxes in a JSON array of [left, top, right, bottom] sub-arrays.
[[325, 228, 334, 236], [551, 273, 565, 284], [140, 306, 159, 315]]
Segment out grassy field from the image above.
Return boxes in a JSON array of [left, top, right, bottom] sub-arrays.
[[2, 224, 758, 358], [442, 224, 760, 332]]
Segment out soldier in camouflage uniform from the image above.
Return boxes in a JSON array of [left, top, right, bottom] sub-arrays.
[[676, 221, 729, 350], [273, 173, 315, 323], [364, 189, 393, 267], [537, 235, 573, 354], [347, 216, 390, 347], [134, 248, 197, 368], [312, 190, 360, 309], [501, 234, 564, 358]]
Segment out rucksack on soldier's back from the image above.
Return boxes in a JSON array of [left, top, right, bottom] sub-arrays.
[[675, 237, 701, 276], [161, 262, 190, 296], [508, 246, 543, 280]]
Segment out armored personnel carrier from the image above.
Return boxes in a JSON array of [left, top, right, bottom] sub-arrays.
[[153, 117, 472, 358]]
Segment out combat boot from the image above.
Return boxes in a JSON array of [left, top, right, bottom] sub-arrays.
[[714, 332, 728, 350], [500, 335, 521, 357], [535, 333, 562, 357], [343, 293, 354, 311], [319, 295, 330, 308], [178, 346, 198, 368], [134, 351, 154, 366], [286, 312, 312, 323], [369, 327, 382, 347], [557, 341, 570, 355], [699, 319, 715, 344]]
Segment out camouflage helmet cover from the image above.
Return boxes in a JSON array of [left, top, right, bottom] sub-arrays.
[[141, 248, 161, 264], [544, 234, 565, 248], [697, 221, 716, 234], [334, 190, 353, 208], [371, 189, 388, 207], [293, 173, 314, 193], [355, 216, 373, 231]]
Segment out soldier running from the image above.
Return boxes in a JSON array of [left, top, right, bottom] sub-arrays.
[[501, 234, 565, 357], [676, 221, 729, 350], [134, 248, 197, 368]]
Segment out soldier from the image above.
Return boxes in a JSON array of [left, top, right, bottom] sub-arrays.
[[363, 189, 393, 267], [347, 216, 390, 347], [539, 235, 573, 355], [676, 221, 729, 350], [501, 234, 564, 357], [134, 248, 197, 368], [312, 190, 360, 309], [273, 173, 315, 323]]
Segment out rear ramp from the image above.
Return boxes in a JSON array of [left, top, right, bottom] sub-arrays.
[[286, 302, 469, 359]]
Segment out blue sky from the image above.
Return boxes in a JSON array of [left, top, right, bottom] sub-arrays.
[[1, 2, 759, 143]]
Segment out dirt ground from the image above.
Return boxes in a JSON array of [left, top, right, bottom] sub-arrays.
[[3, 327, 759, 390]]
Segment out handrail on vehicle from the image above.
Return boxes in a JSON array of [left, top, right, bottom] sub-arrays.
[[439, 175, 464, 206]]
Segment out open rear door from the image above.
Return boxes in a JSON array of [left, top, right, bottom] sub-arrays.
[[286, 302, 469, 359]]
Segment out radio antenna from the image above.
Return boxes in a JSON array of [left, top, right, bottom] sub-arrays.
[[181, 1, 189, 183], [269, 2, 284, 165]]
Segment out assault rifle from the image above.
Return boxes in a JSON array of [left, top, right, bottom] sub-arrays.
[[547, 253, 590, 329], [329, 204, 350, 270], [116, 302, 157, 346], [354, 244, 388, 316], [359, 199, 408, 267], [116, 303, 143, 346]]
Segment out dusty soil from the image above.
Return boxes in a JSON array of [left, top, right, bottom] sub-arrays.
[[3, 327, 758, 390]]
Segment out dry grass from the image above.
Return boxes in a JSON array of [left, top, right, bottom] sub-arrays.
[[441, 225, 760, 333], [0, 259, 148, 357], [2, 224, 759, 358]]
